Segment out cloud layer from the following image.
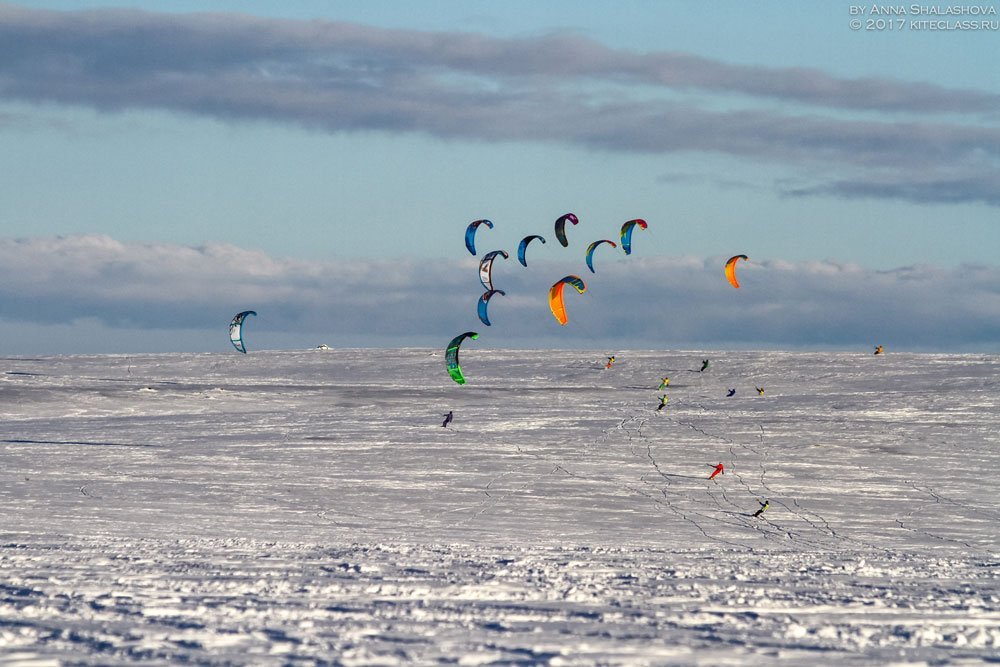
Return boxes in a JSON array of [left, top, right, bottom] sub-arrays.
[[1, 4, 997, 206], [1, 235, 997, 353]]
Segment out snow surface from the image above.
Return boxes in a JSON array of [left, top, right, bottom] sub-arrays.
[[1, 348, 998, 665]]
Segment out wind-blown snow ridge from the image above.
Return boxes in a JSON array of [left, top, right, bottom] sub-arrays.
[[1, 348, 997, 664]]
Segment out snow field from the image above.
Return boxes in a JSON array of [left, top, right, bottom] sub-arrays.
[[1, 349, 998, 664]]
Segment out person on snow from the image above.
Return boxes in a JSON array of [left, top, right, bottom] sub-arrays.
[[726, 388, 736, 397], [752, 499, 769, 517], [755, 386, 765, 396], [708, 462, 725, 480], [656, 395, 669, 411], [658, 376, 670, 389], [699, 359, 710, 372], [441, 411, 453, 428], [606, 356, 616, 369]]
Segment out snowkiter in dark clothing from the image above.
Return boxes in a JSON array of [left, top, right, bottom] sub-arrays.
[[442, 411, 453, 428], [752, 499, 769, 517]]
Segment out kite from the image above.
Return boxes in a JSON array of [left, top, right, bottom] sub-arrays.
[[554, 213, 579, 247], [465, 219, 493, 256], [477, 289, 506, 326], [620, 219, 647, 255], [229, 310, 257, 354], [445, 331, 479, 385], [725, 254, 749, 288], [548, 275, 587, 325], [517, 234, 546, 267], [479, 250, 508, 291], [585, 239, 617, 273]]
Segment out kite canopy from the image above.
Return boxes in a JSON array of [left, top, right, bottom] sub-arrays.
[[620, 219, 647, 255], [478, 250, 509, 291], [554, 213, 579, 247], [585, 239, 617, 273], [445, 331, 479, 385], [465, 219, 493, 256], [725, 254, 749, 289], [548, 275, 587, 326], [229, 310, 257, 354], [477, 289, 506, 326], [517, 234, 546, 267]]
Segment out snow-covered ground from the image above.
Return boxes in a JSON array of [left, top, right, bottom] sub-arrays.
[[1, 348, 998, 665]]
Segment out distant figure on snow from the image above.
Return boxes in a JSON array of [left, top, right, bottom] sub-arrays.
[[874, 345, 884, 355], [726, 388, 736, 397], [658, 376, 670, 389], [699, 359, 710, 372], [441, 411, 453, 428], [708, 462, 725, 480], [755, 386, 765, 396], [656, 395, 668, 411], [752, 499, 769, 517], [606, 356, 616, 369]]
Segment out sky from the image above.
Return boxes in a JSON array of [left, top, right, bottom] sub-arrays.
[[1, 1, 998, 354]]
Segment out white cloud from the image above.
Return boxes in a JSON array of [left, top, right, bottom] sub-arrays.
[[0, 235, 997, 353]]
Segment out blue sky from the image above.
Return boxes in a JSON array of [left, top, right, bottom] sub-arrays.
[[1, 1, 998, 354]]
